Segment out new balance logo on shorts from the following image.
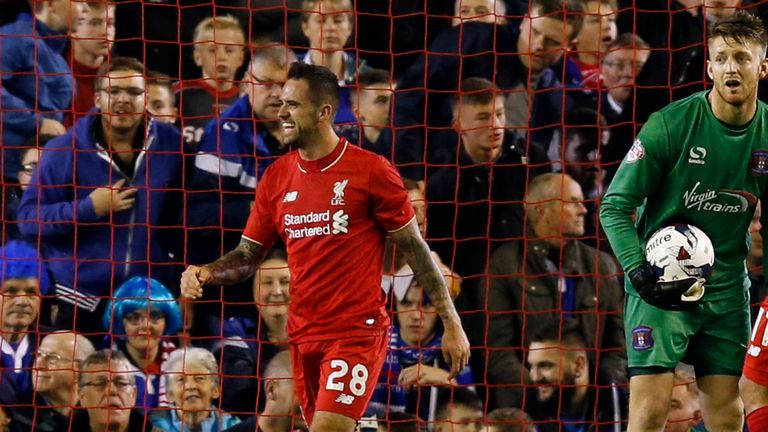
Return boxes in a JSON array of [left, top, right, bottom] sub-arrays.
[[335, 394, 355, 405]]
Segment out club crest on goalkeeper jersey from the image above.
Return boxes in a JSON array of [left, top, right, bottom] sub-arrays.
[[601, 91, 768, 300], [242, 138, 415, 343]]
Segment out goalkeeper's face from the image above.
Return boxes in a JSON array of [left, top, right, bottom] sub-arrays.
[[707, 36, 768, 107]]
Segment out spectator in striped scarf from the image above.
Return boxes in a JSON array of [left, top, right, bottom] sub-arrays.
[[367, 264, 474, 421]]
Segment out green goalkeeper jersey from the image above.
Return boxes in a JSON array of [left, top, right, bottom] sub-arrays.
[[601, 91, 768, 300]]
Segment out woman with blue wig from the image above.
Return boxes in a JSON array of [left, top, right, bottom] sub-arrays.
[[103, 276, 182, 411]]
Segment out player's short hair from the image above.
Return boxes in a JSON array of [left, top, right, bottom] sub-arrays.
[[163, 347, 220, 388], [380, 411, 419, 432], [487, 408, 537, 432], [287, 62, 341, 112], [301, 0, 354, 23], [78, 349, 135, 387], [708, 10, 768, 52], [606, 32, 650, 53], [250, 44, 297, 70], [451, 77, 503, 116], [531, 0, 585, 40], [529, 318, 587, 349], [435, 387, 483, 422], [354, 68, 391, 93], [95, 56, 146, 91], [193, 15, 245, 44]]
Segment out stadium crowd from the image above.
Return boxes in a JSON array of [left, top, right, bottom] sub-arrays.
[[0, 0, 763, 431]]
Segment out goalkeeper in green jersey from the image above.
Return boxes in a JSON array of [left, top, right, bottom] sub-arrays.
[[600, 11, 768, 432]]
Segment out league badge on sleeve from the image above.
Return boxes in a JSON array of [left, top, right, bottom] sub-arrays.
[[632, 326, 654, 351], [750, 150, 768, 175], [626, 139, 645, 164]]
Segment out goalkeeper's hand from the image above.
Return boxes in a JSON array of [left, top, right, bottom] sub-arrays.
[[629, 263, 706, 311]]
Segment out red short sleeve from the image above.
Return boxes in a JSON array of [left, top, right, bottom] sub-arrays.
[[242, 170, 278, 247], [370, 156, 415, 232]]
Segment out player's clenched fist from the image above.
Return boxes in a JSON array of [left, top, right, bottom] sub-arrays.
[[181, 265, 213, 299]]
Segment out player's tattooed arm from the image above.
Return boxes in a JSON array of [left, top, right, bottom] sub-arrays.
[[204, 238, 268, 285], [390, 219, 460, 325]]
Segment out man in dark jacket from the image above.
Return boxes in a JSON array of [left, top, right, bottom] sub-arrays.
[[483, 173, 626, 409], [392, 0, 584, 182], [426, 78, 543, 323], [525, 319, 628, 432], [17, 57, 183, 336]]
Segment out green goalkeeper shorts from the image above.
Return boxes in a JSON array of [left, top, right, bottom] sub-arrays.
[[624, 289, 750, 377]]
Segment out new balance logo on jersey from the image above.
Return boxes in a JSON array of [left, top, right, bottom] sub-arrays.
[[332, 210, 349, 234], [688, 147, 707, 165], [335, 394, 355, 405], [332, 179, 348, 205], [283, 191, 298, 203]]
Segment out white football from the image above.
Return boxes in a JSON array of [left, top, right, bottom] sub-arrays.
[[644, 224, 715, 282]]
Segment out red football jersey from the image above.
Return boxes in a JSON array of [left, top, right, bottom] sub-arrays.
[[243, 138, 415, 343]]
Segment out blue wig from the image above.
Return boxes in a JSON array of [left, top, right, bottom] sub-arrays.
[[0, 240, 50, 294], [103, 276, 182, 338]]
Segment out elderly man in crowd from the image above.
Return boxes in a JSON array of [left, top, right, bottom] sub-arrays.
[[72, 350, 145, 432], [11, 332, 95, 431]]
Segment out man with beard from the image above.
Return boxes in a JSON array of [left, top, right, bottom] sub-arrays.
[[186, 45, 297, 323], [181, 62, 470, 432], [484, 173, 625, 409], [17, 56, 184, 337], [0, 241, 51, 402], [525, 319, 628, 432], [11, 332, 95, 431]]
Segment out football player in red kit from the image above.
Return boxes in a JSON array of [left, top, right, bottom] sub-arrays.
[[181, 62, 470, 432]]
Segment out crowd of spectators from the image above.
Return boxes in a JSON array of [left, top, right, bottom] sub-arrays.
[[0, 0, 762, 431]]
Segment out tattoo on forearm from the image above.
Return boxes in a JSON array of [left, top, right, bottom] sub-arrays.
[[393, 223, 458, 324], [205, 239, 266, 285]]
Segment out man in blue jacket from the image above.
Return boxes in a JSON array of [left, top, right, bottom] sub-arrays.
[[0, 0, 76, 181], [185, 45, 295, 322], [17, 57, 184, 336]]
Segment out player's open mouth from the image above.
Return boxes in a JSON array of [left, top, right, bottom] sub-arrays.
[[602, 35, 614, 44], [283, 122, 295, 130], [725, 79, 741, 88]]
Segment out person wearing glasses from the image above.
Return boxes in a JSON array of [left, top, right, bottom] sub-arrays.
[[103, 276, 183, 412], [72, 349, 144, 432], [17, 56, 184, 338], [186, 45, 297, 328], [8, 331, 95, 431]]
